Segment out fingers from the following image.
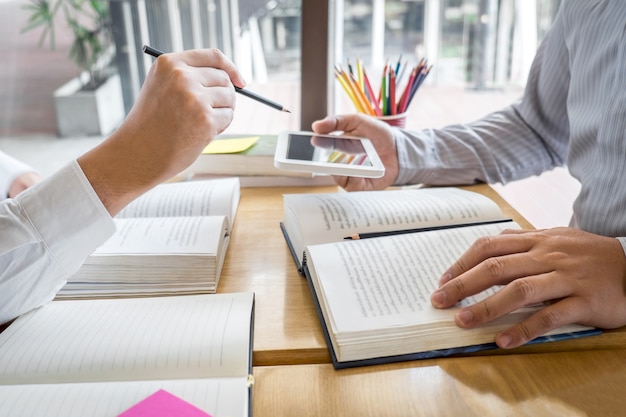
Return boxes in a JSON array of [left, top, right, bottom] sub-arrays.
[[437, 231, 537, 286], [9, 172, 43, 198], [332, 175, 367, 191], [493, 296, 588, 349], [428, 227, 626, 350], [170, 48, 246, 88], [453, 270, 570, 324]]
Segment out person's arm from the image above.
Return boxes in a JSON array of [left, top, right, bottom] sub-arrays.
[[0, 151, 42, 199], [393, 9, 571, 186], [313, 0, 571, 191], [426, 3, 626, 348], [0, 48, 245, 325], [0, 161, 115, 325], [79, 48, 244, 216]]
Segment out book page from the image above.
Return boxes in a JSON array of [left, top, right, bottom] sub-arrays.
[[116, 178, 240, 226], [96, 216, 226, 255], [284, 188, 507, 259], [0, 378, 249, 417], [306, 222, 518, 333], [0, 293, 254, 385]]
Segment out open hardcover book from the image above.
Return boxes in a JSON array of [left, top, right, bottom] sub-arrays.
[[0, 292, 255, 417], [59, 177, 240, 299], [280, 187, 599, 368], [281, 187, 513, 273]]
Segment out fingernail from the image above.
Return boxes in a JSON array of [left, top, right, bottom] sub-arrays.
[[497, 334, 513, 349], [431, 289, 446, 306], [456, 309, 474, 326]]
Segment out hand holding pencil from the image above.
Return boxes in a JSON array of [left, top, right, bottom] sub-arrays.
[[143, 45, 290, 113]]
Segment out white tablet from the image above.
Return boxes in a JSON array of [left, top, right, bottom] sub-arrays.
[[274, 131, 385, 178]]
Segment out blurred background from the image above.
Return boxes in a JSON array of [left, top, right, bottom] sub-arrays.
[[0, 0, 563, 136], [1, 0, 577, 228]]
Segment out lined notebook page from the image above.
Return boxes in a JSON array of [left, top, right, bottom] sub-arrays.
[[0, 292, 254, 385], [0, 378, 249, 417]]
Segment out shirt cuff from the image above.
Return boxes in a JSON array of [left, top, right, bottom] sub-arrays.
[[617, 237, 626, 257], [17, 160, 116, 274]]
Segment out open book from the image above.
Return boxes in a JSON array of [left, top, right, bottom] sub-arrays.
[[280, 188, 599, 368], [281, 187, 512, 273], [0, 292, 255, 417], [59, 177, 240, 299]]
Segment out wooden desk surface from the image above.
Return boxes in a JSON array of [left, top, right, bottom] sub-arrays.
[[252, 349, 626, 417], [219, 184, 626, 366]]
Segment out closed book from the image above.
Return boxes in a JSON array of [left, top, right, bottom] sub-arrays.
[[180, 134, 315, 177]]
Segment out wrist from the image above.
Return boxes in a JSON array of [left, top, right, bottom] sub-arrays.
[[77, 136, 163, 216]]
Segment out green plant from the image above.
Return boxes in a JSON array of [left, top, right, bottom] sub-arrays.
[[22, 0, 114, 90]]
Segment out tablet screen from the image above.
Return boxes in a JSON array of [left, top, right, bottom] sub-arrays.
[[285, 133, 374, 167]]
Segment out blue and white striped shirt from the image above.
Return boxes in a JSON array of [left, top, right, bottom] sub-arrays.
[[395, 0, 626, 241]]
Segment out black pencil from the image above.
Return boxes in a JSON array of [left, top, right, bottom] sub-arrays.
[[142, 45, 290, 113], [344, 218, 513, 240]]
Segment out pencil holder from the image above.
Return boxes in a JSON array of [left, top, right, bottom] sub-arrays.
[[375, 112, 407, 128]]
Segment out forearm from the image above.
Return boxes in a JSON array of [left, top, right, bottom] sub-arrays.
[[394, 104, 563, 186], [394, 9, 571, 187], [76, 132, 166, 217]]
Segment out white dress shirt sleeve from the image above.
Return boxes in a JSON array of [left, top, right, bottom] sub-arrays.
[[0, 150, 39, 199], [0, 160, 115, 324]]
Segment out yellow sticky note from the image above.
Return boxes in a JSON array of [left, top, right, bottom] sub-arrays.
[[202, 136, 260, 154]]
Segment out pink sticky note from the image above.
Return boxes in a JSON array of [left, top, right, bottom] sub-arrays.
[[117, 389, 213, 417]]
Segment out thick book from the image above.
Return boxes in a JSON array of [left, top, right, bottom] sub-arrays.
[[280, 188, 599, 368], [59, 177, 241, 299], [0, 292, 255, 417], [179, 134, 315, 178], [281, 187, 513, 273]]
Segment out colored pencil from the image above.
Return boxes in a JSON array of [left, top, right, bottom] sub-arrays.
[[336, 55, 432, 116]]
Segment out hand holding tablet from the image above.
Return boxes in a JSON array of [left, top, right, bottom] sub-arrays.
[[274, 131, 385, 178]]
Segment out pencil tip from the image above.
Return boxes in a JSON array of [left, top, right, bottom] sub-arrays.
[[283, 109, 291, 113]]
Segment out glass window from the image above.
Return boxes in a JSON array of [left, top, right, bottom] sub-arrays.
[[332, 0, 562, 129]]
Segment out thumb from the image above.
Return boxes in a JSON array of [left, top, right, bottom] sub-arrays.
[[312, 114, 371, 135], [311, 116, 339, 134]]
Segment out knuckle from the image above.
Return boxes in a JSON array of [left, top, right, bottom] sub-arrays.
[[509, 279, 537, 302], [515, 322, 534, 343], [536, 309, 562, 331], [213, 69, 231, 87], [449, 278, 467, 299], [476, 300, 497, 321], [483, 257, 506, 279], [169, 66, 191, 86], [451, 259, 469, 275], [206, 48, 226, 63], [474, 235, 496, 253]]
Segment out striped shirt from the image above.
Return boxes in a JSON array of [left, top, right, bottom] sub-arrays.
[[395, 0, 626, 241]]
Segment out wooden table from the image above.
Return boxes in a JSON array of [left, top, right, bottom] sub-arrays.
[[252, 349, 626, 417], [219, 184, 626, 367], [202, 183, 626, 416]]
